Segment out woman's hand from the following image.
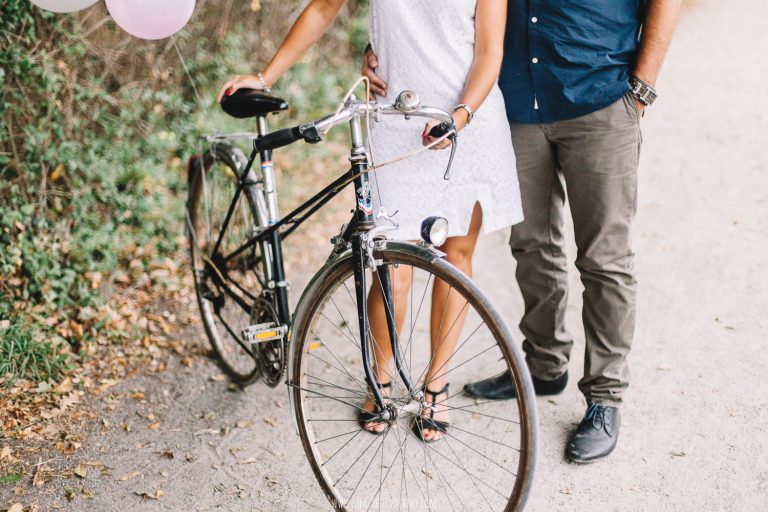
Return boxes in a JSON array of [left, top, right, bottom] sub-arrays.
[[216, 75, 268, 103], [421, 110, 469, 150]]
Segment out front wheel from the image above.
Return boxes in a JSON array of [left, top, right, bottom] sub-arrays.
[[290, 242, 537, 511]]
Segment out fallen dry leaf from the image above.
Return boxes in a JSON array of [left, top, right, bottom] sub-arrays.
[[670, 450, 686, 457], [8, 504, 23, 512], [236, 420, 253, 429], [148, 422, 161, 430], [0, 446, 13, 462], [263, 417, 277, 427], [119, 471, 143, 481], [209, 374, 227, 382], [54, 378, 73, 394], [135, 489, 164, 500], [237, 458, 258, 465], [560, 488, 574, 495], [74, 463, 87, 479]]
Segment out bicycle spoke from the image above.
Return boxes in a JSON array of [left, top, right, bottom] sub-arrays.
[[441, 429, 517, 477], [426, 342, 496, 388], [345, 428, 390, 507], [406, 420, 499, 510], [335, 426, 387, 486], [438, 429, 498, 511], [325, 299, 362, 350], [364, 418, 409, 512], [308, 340, 369, 395], [316, 427, 367, 445], [322, 425, 369, 468], [399, 273, 433, 375], [292, 380, 369, 413], [415, 296, 469, 387]]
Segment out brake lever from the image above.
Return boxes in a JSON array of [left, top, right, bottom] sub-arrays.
[[444, 134, 457, 180], [427, 122, 458, 180]]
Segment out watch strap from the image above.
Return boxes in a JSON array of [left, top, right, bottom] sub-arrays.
[[629, 76, 657, 107]]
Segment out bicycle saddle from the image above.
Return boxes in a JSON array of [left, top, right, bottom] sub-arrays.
[[221, 88, 289, 119]]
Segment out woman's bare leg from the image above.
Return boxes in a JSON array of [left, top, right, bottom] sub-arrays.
[[422, 203, 483, 441]]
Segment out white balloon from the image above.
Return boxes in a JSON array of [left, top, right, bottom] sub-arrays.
[[105, 0, 196, 40], [29, 0, 100, 14]]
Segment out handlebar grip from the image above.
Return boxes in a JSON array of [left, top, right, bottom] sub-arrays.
[[428, 122, 452, 138], [254, 126, 303, 153]]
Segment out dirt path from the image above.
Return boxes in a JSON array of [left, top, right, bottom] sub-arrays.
[[4, 0, 768, 510]]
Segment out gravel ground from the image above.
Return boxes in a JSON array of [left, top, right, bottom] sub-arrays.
[[3, 0, 767, 510]]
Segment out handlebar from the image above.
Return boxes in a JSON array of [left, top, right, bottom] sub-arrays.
[[254, 91, 455, 147], [251, 90, 458, 179]]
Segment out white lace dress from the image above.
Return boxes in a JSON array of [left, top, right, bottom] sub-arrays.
[[368, 0, 522, 240]]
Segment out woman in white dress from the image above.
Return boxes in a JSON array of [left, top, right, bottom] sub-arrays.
[[218, 0, 522, 442]]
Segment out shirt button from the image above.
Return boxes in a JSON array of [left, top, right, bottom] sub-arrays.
[[531, 17, 538, 23], [532, 57, 539, 64]]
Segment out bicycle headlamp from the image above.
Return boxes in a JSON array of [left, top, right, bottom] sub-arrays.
[[420, 216, 449, 247]]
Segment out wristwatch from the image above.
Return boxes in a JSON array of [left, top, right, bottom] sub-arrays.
[[629, 76, 658, 107]]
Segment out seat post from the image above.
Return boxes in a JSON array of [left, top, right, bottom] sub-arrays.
[[256, 115, 268, 138], [255, 115, 280, 226]]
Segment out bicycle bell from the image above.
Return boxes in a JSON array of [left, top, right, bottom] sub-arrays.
[[394, 90, 421, 116]]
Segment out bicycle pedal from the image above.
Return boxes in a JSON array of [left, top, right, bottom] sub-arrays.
[[242, 322, 287, 345]]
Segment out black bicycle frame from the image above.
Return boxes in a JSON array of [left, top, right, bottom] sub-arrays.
[[203, 114, 411, 411]]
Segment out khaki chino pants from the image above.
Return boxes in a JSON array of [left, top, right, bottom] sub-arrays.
[[509, 94, 642, 404]]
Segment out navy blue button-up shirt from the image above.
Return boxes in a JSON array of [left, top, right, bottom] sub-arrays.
[[500, 0, 647, 124]]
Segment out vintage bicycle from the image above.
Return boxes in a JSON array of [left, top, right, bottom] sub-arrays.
[[186, 87, 538, 511]]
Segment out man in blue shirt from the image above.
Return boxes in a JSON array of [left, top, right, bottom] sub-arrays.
[[364, 0, 681, 463]]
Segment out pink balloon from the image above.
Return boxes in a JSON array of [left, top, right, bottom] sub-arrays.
[[105, 0, 196, 40]]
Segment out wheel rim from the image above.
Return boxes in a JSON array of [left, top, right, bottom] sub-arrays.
[[293, 249, 535, 511], [189, 153, 264, 382]]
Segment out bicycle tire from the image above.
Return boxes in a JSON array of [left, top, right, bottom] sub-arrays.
[[290, 241, 537, 511], [188, 143, 268, 385]]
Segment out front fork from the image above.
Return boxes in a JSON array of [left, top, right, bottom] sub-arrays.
[[347, 109, 414, 416], [351, 235, 417, 415]]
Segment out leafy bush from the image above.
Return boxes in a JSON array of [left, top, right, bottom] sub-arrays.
[[0, 0, 368, 384]]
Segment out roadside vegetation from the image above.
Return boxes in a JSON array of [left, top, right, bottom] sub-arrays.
[[0, 0, 368, 387], [0, 0, 369, 485]]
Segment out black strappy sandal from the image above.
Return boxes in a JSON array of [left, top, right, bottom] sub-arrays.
[[412, 383, 450, 443], [358, 381, 392, 435]]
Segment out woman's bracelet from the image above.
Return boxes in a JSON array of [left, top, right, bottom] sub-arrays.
[[454, 103, 474, 125], [256, 72, 272, 93]]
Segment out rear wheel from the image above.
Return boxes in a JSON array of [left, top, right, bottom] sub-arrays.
[[291, 244, 537, 511], [188, 145, 270, 385]]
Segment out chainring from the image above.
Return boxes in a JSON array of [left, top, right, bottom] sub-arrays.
[[252, 295, 286, 388]]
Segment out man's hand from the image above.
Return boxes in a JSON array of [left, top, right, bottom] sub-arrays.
[[636, 101, 646, 116], [361, 46, 388, 97]]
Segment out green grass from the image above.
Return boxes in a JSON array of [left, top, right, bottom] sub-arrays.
[[0, 320, 69, 386]]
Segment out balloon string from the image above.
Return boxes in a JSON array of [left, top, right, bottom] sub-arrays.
[[173, 39, 210, 117]]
